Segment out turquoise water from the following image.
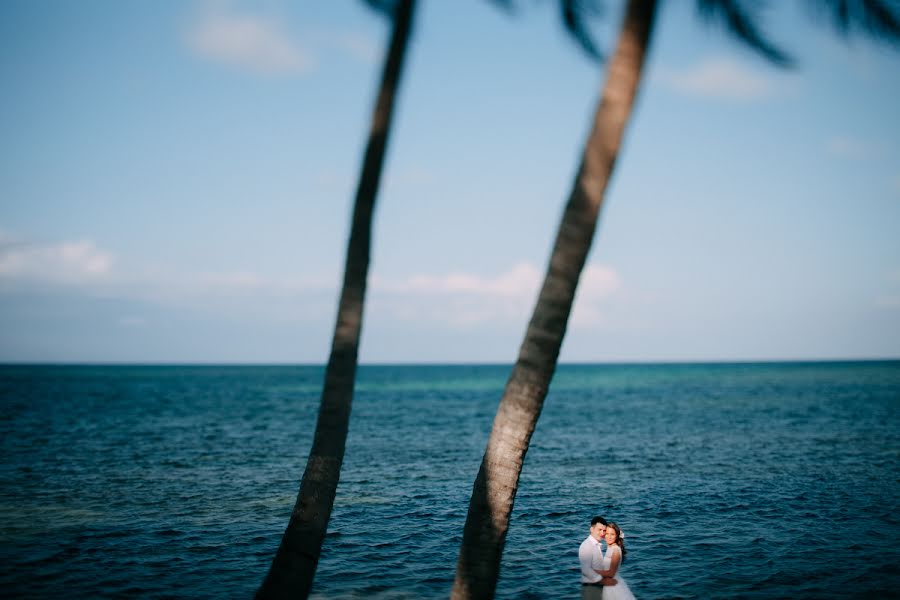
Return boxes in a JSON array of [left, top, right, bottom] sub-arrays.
[[1, 362, 898, 598]]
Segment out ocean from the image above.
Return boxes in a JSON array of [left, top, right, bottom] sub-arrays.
[[1, 362, 898, 598]]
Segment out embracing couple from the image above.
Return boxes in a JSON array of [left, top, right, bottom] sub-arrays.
[[578, 516, 635, 600]]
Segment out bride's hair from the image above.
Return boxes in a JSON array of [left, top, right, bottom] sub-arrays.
[[606, 522, 627, 562]]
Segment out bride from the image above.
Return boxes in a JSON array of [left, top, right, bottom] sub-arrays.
[[597, 522, 635, 600]]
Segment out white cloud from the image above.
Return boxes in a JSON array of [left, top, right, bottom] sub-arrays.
[[186, 12, 313, 75], [656, 58, 775, 100], [376, 262, 540, 297], [0, 234, 113, 284], [824, 136, 879, 159], [304, 28, 379, 65], [371, 262, 621, 328], [184, 7, 380, 77], [333, 32, 379, 64], [384, 166, 435, 189], [0, 230, 621, 333], [571, 265, 622, 327], [198, 271, 265, 288], [0, 230, 323, 319]]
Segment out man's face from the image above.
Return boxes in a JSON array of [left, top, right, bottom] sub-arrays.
[[590, 522, 606, 541]]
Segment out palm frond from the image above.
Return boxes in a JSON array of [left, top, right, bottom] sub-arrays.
[[807, 0, 900, 44], [696, 0, 793, 67], [559, 0, 606, 62], [485, 0, 516, 13], [362, 0, 398, 19]]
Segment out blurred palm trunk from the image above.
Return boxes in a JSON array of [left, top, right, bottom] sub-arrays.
[[451, 1, 658, 598], [257, 1, 416, 597]]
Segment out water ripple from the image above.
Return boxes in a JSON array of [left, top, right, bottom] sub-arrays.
[[1, 363, 898, 598]]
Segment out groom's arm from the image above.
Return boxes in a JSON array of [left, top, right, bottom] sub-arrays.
[[584, 545, 617, 585], [579, 545, 601, 582], [592, 569, 618, 586]]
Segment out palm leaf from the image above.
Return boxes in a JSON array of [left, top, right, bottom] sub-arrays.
[[696, 0, 793, 66], [807, 0, 900, 43], [560, 0, 607, 61], [362, 0, 398, 18]]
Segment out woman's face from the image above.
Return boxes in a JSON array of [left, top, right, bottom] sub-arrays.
[[604, 526, 618, 545]]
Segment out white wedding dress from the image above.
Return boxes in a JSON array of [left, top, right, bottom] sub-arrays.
[[600, 545, 635, 600]]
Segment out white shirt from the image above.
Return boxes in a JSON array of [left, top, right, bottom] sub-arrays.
[[578, 534, 604, 583]]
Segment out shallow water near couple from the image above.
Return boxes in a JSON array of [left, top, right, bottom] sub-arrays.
[[1, 361, 898, 598]]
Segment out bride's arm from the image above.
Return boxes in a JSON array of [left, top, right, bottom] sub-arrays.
[[591, 569, 618, 586], [597, 548, 621, 578]]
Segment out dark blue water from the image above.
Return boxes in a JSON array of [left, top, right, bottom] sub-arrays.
[[1, 362, 898, 598]]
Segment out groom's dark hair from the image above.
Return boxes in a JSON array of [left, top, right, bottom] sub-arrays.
[[591, 516, 608, 527]]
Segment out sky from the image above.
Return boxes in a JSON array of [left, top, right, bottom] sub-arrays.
[[1, 0, 899, 364]]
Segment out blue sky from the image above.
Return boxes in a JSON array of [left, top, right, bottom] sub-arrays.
[[1, 0, 899, 363]]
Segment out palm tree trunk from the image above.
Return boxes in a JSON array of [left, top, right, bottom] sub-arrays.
[[451, 1, 658, 598], [257, 1, 416, 597]]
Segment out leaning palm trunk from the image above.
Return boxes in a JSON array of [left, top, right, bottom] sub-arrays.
[[451, 1, 658, 598], [257, 1, 416, 598]]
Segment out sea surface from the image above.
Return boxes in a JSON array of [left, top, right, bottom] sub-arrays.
[[1, 362, 898, 599]]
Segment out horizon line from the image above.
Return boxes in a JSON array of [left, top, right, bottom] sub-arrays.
[[1, 357, 898, 367]]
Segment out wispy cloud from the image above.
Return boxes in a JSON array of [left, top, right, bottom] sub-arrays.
[[824, 136, 880, 159], [0, 230, 622, 333], [0, 233, 113, 284], [185, 5, 380, 77], [375, 262, 539, 297], [371, 262, 622, 328], [656, 58, 776, 101], [384, 166, 435, 189], [197, 270, 266, 288], [330, 32, 379, 64], [186, 11, 313, 75], [571, 265, 622, 327], [0, 230, 326, 321]]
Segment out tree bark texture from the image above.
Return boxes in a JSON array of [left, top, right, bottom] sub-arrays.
[[451, 1, 658, 598], [257, 1, 416, 598]]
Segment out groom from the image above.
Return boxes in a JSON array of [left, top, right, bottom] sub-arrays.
[[578, 516, 617, 599]]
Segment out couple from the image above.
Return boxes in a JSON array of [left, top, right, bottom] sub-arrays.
[[578, 516, 635, 599]]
